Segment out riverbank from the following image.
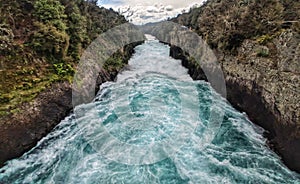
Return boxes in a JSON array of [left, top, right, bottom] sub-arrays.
[[171, 0, 300, 172], [0, 41, 143, 167], [0, 0, 136, 166]]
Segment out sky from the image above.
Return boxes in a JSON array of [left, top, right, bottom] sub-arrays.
[[98, 0, 206, 24]]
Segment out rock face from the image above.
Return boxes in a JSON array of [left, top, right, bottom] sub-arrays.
[[221, 33, 300, 173], [170, 18, 300, 172], [0, 0, 134, 166], [0, 82, 73, 166], [0, 42, 143, 167], [171, 0, 300, 173]]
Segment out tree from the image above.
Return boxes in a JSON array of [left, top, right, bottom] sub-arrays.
[[33, 0, 67, 31], [30, 0, 69, 59], [30, 22, 69, 59]]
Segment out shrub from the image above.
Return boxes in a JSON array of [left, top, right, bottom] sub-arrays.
[[256, 47, 270, 57], [53, 62, 74, 76], [30, 22, 69, 59], [33, 0, 67, 32], [173, 0, 285, 51]]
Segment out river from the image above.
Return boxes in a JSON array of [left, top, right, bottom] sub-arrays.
[[0, 37, 299, 184]]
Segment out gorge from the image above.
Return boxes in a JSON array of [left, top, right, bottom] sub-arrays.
[[1, 37, 299, 183], [0, 0, 299, 183]]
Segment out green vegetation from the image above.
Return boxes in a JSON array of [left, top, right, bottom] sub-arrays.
[[0, 0, 126, 117], [255, 29, 287, 45], [173, 0, 299, 51], [256, 34, 273, 45], [53, 63, 74, 77], [256, 48, 270, 57], [103, 53, 124, 73]]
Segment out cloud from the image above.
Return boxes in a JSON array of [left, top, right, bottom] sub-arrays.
[[165, 5, 173, 11], [98, 0, 206, 24]]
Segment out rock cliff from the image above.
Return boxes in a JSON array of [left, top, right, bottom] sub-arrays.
[[171, 0, 300, 172], [0, 0, 143, 166], [0, 42, 143, 167]]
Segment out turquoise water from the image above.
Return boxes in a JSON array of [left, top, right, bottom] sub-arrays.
[[0, 39, 299, 184]]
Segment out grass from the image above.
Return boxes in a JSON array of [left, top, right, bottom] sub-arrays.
[[0, 50, 128, 118]]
